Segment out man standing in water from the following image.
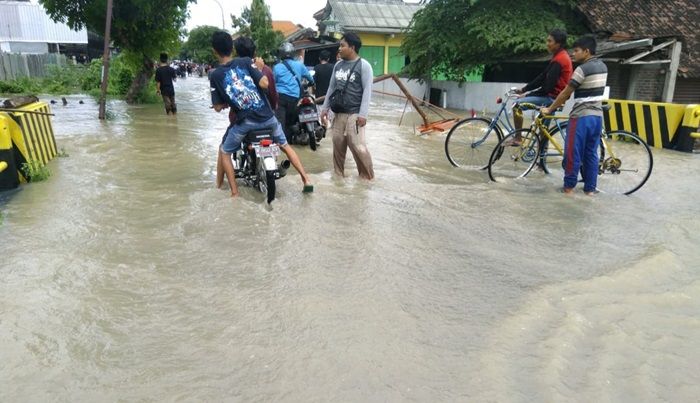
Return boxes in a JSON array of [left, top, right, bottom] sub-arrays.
[[209, 32, 313, 197], [542, 35, 608, 195], [155, 53, 177, 115], [320, 33, 374, 180]]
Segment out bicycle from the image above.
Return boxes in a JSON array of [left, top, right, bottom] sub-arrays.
[[444, 89, 567, 169], [487, 103, 653, 195]]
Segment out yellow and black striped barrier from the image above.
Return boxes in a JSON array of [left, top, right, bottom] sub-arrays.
[[0, 101, 57, 189], [674, 105, 700, 152], [603, 99, 687, 150]]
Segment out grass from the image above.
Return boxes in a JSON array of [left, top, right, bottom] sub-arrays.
[[0, 55, 159, 104], [21, 160, 51, 182]]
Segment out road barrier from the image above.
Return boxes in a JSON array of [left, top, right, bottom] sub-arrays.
[[603, 99, 688, 150], [673, 105, 700, 152], [0, 101, 57, 189]]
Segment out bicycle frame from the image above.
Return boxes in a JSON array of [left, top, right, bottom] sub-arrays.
[[471, 91, 519, 148]]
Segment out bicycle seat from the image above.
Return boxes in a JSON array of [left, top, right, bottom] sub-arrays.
[[243, 128, 273, 144]]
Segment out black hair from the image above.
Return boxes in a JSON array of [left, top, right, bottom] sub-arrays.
[[160, 53, 168, 63], [211, 31, 233, 57], [319, 50, 331, 61], [548, 28, 567, 47], [341, 32, 362, 53], [572, 34, 597, 55], [234, 36, 256, 58]]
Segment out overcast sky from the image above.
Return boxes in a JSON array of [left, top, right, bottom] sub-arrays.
[[186, 0, 423, 32], [186, 0, 328, 31]]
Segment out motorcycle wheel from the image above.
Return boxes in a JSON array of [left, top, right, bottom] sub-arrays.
[[309, 125, 317, 151], [257, 162, 276, 204]]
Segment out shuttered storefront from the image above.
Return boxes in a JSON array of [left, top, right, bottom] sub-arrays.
[[674, 78, 700, 104]]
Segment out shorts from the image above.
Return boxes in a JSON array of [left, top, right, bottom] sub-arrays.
[[220, 116, 287, 154]]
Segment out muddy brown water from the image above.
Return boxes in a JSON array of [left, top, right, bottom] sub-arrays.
[[1, 77, 699, 401]]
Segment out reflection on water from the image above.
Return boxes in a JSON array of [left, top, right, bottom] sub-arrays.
[[1, 78, 699, 401]]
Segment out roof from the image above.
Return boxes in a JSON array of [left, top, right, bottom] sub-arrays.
[[577, 0, 700, 77], [315, 0, 424, 34], [0, 1, 87, 45], [272, 21, 303, 38]]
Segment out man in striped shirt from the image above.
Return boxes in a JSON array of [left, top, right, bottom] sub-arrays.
[[542, 35, 608, 195]]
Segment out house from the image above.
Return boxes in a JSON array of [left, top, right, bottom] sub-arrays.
[[577, 0, 699, 104], [0, 0, 88, 57], [272, 20, 317, 43], [313, 0, 423, 76]]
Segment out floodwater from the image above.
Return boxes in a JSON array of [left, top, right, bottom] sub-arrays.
[[1, 77, 699, 402]]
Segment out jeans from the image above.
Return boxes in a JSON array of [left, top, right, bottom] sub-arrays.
[[220, 116, 287, 154]]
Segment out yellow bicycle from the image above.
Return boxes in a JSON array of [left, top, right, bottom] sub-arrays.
[[487, 103, 653, 195]]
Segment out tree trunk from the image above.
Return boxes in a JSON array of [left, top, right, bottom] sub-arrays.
[[126, 56, 155, 104]]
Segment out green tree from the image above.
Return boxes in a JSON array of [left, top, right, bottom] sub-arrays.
[[181, 25, 220, 65], [39, 0, 193, 103], [231, 0, 284, 60], [401, 0, 584, 81]]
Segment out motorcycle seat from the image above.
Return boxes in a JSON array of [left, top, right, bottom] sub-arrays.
[[243, 128, 274, 144]]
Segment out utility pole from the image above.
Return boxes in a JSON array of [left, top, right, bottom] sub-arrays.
[[98, 0, 114, 120], [212, 0, 226, 30]]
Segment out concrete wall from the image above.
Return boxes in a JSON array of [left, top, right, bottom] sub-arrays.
[[372, 77, 426, 101], [430, 80, 578, 115]]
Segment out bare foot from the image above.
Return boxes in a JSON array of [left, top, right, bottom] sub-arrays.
[[561, 187, 574, 195]]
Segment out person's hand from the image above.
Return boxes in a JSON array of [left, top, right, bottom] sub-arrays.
[[541, 107, 552, 115], [156, 90, 161, 96], [211, 104, 228, 112], [515, 88, 524, 94], [357, 117, 367, 127], [254, 57, 265, 70], [321, 109, 329, 122]]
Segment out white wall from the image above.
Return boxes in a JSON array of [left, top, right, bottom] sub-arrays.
[[431, 80, 576, 114]]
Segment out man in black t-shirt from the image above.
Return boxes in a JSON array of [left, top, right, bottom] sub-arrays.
[[313, 50, 334, 99], [209, 33, 313, 197], [155, 53, 177, 115]]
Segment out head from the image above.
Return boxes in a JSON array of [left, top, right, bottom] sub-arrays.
[[319, 50, 330, 63], [547, 28, 567, 53], [278, 42, 295, 60], [572, 35, 597, 63], [234, 36, 256, 58], [211, 31, 233, 59], [160, 53, 168, 63], [338, 32, 362, 60]]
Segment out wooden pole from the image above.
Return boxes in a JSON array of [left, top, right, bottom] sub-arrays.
[[98, 0, 114, 120]]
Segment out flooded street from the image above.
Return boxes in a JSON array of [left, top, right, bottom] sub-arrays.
[[1, 77, 700, 401]]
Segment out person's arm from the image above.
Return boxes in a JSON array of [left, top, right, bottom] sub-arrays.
[[156, 81, 161, 95], [209, 71, 229, 112], [542, 66, 583, 115], [540, 62, 562, 95], [521, 67, 546, 93], [357, 60, 373, 125], [300, 63, 314, 85], [247, 58, 268, 89]]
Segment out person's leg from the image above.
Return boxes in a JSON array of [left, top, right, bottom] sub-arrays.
[[216, 131, 229, 189], [170, 96, 177, 115], [220, 124, 246, 197], [563, 117, 585, 192], [582, 116, 602, 194], [331, 113, 349, 177], [275, 99, 288, 137], [346, 114, 375, 180], [267, 117, 312, 187], [162, 95, 171, 114], [511, 96, 554, 142]]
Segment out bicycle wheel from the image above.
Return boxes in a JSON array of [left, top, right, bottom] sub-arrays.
[[540, 121, 568, 176], [596, 130, 653, 195], [445, 117, 502, 169], [488, 129, 541, 182]]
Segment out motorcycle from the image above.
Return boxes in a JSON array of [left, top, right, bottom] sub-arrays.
[[232, 128, 290, 204], [289, 83, 326, 151]]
